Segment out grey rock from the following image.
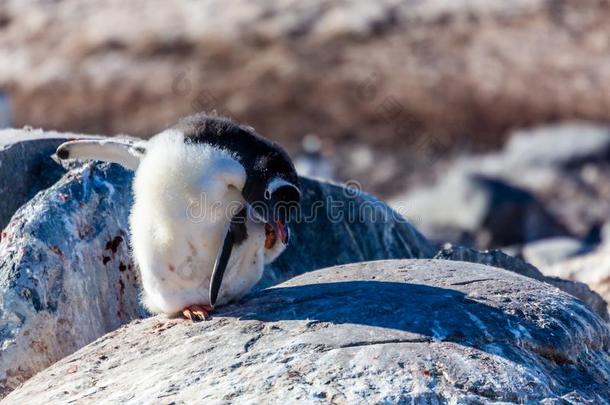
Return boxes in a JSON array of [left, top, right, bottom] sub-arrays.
[[446, 125, 610, 240], [435, 244, 609, 321], [0, 92, 10, 129], [394, 171, 570, 249], [0, 163, 143, 398], [601, 221, 610, 245], [522, 237, 592, 268], [505, 123, 610, 167], [435, 244, 545, 280], [4, 260, 610, 404], [261, 177, 435, 289], [541, 245, 610, 312], [0, 160, 434, 397], [0, 128, 100, 229]]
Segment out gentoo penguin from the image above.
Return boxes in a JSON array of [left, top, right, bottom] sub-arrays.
[[56, 113, 301, 321]]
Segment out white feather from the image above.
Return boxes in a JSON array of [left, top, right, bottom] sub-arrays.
[[56, 138, 145, 170], [129, 129, 285, 315]]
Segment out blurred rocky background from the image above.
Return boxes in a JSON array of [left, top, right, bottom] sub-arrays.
[[3, 0, 610, 194]]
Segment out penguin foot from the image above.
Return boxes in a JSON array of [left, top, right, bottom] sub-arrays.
[[182, 304, 214, 322]]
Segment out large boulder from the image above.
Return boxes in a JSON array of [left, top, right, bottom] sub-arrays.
[[0, 159, 434, 397], [540, 245, 610, 310], [393, 171, 570, 249], [391, 122, 610, 247], [504, 123, 610, 168], [4, 260, 610, 403], [0, 163, 142, 399], [0, 128, 99, 229]]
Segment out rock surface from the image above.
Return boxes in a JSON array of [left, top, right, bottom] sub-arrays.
[[0, 128, 99, 229], [261, 177, 436, 289], [4, 260, 610, 404], [0, 163, 143, 398], [391, 122, 610, 247], [435, 244, 609, 321], [521, 237, 592, 268], [394, 171, 570, 248], [541, 245, 610, 310], [0, 160, 433, 397], [504, 123, 610, 168], [3, 0, 610, 152]]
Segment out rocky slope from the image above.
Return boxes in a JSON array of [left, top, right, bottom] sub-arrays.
[[4, 260, 610, 404]]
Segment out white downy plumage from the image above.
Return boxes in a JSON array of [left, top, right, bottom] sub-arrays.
[[57, 128, 286, 317]]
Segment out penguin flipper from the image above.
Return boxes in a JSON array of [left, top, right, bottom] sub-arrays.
[[55, 139, 146, 170], [209, 224, 235, 307]]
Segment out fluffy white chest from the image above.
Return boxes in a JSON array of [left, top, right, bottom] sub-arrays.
[[133, 208, 268, 315], [128, 131, 283, 315]]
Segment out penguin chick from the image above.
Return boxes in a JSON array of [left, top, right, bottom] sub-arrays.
[[56, 113, 301, 321]]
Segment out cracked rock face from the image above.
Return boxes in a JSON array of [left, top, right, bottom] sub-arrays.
[[0, 163, 144, 398], [0, 160, 433, 397], [4, 260, 609, 404]]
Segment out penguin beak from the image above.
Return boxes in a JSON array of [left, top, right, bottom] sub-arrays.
[[210, 182, 299, 307], [265, 215, 289, 246], [209, 223, 234, 307], [259, 182, 300, 246], [274, 218, 289, 244]]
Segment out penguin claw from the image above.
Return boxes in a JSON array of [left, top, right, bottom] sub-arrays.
[[182, 304, 214, 322]]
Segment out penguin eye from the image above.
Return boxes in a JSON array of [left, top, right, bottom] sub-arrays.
[[265, 153, 294, 174], [264, 189, 272, 200]]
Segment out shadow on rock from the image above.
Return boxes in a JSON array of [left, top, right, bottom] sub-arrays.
[[229, 279, 607, 371]]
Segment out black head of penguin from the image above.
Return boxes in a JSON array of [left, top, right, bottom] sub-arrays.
[[175, 113, 301, 239]]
